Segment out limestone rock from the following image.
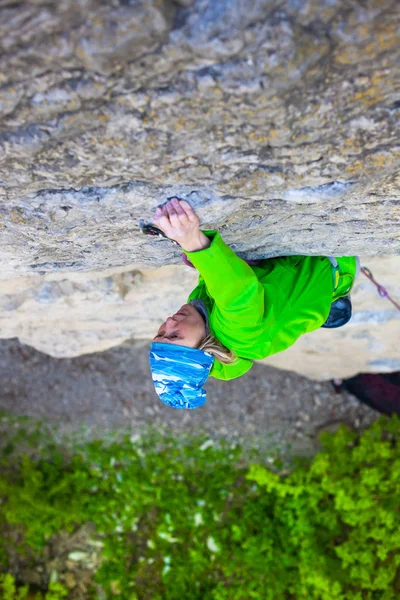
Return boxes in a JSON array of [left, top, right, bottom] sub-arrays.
[[1, 0, 400, 272], [0, 262, 199, 356], [0, 0, 399, 377]]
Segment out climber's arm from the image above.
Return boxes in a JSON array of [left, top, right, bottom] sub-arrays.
[[152, 197, 265, 327], [184, 231, 265, 327]]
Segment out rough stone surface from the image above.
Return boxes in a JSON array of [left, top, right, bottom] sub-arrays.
[[0, 0, 400, 377], [0, 262, 198, 357]]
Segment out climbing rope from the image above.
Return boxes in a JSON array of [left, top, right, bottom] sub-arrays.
[[361, 267, 400, 312]]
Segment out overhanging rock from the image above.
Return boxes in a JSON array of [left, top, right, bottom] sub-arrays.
[[0, 0, 399, 377]]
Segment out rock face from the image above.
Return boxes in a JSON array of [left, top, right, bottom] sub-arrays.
[[0, 0, 399, 377], [0, 262, 199, 357]]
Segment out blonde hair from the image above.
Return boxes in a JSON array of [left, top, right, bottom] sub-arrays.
[[198, 335, 237, 364]]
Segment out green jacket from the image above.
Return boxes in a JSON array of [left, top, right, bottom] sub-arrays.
[[185, 231, 356, 381]]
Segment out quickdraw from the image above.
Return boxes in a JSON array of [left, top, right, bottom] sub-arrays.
[[361, 267, 400, 312], [139, 219, 180, 246]]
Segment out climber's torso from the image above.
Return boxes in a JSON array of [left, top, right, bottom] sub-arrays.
[[187, 232, 334, 362]]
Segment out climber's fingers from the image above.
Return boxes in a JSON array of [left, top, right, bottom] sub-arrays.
[[168, 198, 190, 225], [156, 215, 171, 235], [153, 206, 170, 234], [179, 199, 198, 223], [153, 198, 199, 242], [165, 200, 185, 230], [154, 204, 168, 221]]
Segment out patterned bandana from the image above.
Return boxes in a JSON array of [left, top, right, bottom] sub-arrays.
[[149, 342, 214, 409]]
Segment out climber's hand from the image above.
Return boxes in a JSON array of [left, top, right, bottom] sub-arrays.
[[153, 198, 210, 252]]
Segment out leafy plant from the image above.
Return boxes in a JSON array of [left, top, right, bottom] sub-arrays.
[[248, 417, 400, 599], [0, 575, 67, 600], [0, 574, 28, 600], [0, 416, 399, 599]]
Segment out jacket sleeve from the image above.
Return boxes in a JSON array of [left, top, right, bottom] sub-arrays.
[[184, 231, 266, 329]]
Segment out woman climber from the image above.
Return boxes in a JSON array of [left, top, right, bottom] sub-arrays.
[[149, 197, 358, 409]]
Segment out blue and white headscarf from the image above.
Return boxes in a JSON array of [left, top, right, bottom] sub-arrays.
[[149, 342, 214, 409]]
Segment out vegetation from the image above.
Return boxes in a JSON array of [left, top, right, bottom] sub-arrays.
[[0, 575, 67, 600], [0, 415, 399, 599]]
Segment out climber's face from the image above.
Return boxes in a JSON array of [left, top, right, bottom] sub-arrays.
[[153, 304, 206, 348]]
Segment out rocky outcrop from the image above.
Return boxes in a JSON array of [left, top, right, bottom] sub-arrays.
[[0, 0, 399, 377]]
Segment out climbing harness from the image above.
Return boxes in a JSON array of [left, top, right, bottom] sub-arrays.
[[327, 257, 340, 291], [361, 266, 400, 312]]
